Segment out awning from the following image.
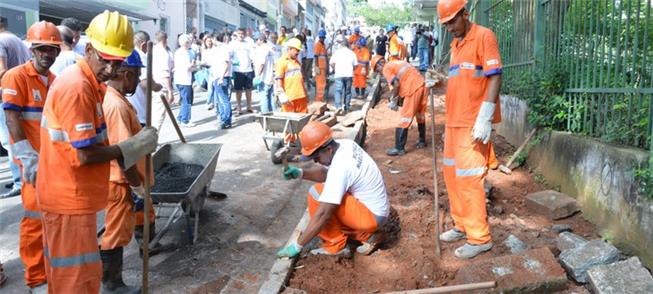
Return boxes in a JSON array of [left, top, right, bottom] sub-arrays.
[[39, 0, 158, 25], [239, 0, 267, 18]]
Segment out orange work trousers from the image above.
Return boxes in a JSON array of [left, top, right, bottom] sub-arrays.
[[442, 127, 491, 244], [353, 73, 367, 89], [20, 182, 46, 287], [307, 183, 378, 253], [398, 86, 428, 129], [315, 68, 327, 102], [42, 212, 101, 293], [101, 183, 136, 250], [281, 97, 309, 113]]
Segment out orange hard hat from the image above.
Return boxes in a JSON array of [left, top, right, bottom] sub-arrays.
[[437, 0, 468, 24], [299, 121, 333, 156], [26, 21, 63, 48], [370, 55, 384, 72]]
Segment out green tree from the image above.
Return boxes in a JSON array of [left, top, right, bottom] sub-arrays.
[[347, 0, 414, 27]]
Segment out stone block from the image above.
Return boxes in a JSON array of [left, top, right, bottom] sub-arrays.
[[556, 232, 587, 252], [504, 234, 528, 254], [318, 114, 337, 127], [525, 190, 580, 220], [587, 257, 653, 294], [552, 224, 572, 233], [559, 240, 621, 283], [340, 110, 364, 127], [454, 247, 567, 293], [307, 102, 327, 116]]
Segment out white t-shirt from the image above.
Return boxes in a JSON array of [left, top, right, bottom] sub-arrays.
[[231, 40, 253, 73], [152, 44, 173, 85], [173, 48, 193, 85], [269, 42, 282, 63], [331, 47, 357, 78], [253, 43, 275, 85], [319, 139, 389, 218], [126, 48, 148, 124], [50, 50, 78, 75], [305, 36, 315, 59], [209, 43, 232, 79]]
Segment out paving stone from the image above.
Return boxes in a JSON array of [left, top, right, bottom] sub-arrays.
[[318, 114, 337, 127], [552, 224, 572, 233], [307, 102, 327, 116], [340, 110, 364, 127], [504, 234, 528, 254], [557, 232, 587, 252], [559, 239, 621, 283], [587, 256, 653, 294], [454, 247, 567, 293], [525, 190, 580, 219]]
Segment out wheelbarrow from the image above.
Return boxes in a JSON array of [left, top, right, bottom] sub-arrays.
[[257, 112, 312, 164], [149, 143, 222, 245]]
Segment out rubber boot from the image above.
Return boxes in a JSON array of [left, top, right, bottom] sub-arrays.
[[100, 247, 140, 294], [386, 128, 408, 156], [415, 123, 427, 149]]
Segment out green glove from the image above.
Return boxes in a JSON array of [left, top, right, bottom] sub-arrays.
[[253, 76, 262, 87], [283, 165, 303, 180], [277, 241, 303, 258]]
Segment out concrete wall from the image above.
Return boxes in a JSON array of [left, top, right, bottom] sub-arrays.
[[496, 95, 653, 268]]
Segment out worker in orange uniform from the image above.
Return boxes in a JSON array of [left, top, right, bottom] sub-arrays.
[[275, 38, 308, 113], [313, 30, 328, 102], [1, 20, 61, 293], [277, 121, 390, 258], [437, 0, 503, 259], [386, 24, 401, 61], [371, 55, 427, 156], [348, 26, 362, 47], [36, 11, 158, 293], [100, 50, 150, 294], [353, 38, 370, 99]]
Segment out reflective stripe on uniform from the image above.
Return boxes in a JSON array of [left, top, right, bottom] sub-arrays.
[[443, 158, 455, 166], [22, 112, 43, 121], [44, 249, 101, 268], [24, 210, 41, 219], [284, 68, 301, 78], [456, 167, 486, 177], [396, 64, 412, 80], [308, 185, 320, 200], [400, 117, 412, 123]]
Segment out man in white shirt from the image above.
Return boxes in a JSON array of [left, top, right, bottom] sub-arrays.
[[268, 32, 283, 63], [173, 34, 197, 127], [253, 34, 275, 113], [231, 28, 255, 115], [278, 121, 389, 258], [330, 35, 357, 113], [126, 31, 164, 128], [209, 32, 233, 129], [301, 28, 315, 91], [152, 31, 176, 120], [50, 26, 78, 75]]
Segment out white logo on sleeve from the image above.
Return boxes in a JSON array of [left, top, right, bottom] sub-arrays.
[[75, 123, 94, 131], [486, 59, 499, 66], [3, 89, 17, 95]]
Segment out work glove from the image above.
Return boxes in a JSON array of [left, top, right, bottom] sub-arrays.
[[277, 241, 303, 258], [117, 127, 158, 170], [314, 67, 320, 75], [253, 76, 262, 87], [131, 185, 145, 212], [283, 165, 303, 180], [10, 140, 38, 184], [388, 97, 399, 111], [471, 101, 496, 144], [277, 91, 290, 105]]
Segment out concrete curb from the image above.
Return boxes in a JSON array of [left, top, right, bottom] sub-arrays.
[[258, 210, 310, 294]]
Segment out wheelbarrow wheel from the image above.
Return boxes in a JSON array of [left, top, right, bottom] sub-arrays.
[[270, 139, 284, 164]]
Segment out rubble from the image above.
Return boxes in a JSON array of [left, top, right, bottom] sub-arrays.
[[503, 234, 527, 254], [556, 232, 587, 252], [525, 190, 580, 219], [587, 256, 653, 294], [559, 240, 621, 283]]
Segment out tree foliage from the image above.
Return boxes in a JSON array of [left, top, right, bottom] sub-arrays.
[[347, 0, 414, 27]]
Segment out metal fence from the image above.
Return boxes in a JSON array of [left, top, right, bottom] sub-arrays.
[[436, 0, 653, 160]]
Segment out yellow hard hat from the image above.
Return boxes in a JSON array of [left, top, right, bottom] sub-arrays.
[[86, 10, 134, 59], [286, 38, 302, 51]]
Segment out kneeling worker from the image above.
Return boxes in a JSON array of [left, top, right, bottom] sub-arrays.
[[370, 55, 427, 156], [277, 121, 389, 257]]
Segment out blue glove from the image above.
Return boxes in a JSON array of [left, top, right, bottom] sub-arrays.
[[253, 76, 262, 87], [277, 241, 303, 258], [283, 166, 303, 180], [131, 185, 145, 212]]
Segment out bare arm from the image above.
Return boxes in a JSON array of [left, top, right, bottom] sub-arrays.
[[297, 202, 338, 246], [0, 57, 7, 82], [5, 110, 26, 142], [139, 79, 162, 92], [301, 165, 328, 182], [485, 74, 501, 103], [76, 145, 122, 166], [123, 165, 142, 187]]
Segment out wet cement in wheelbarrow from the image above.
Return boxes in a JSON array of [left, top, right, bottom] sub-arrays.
[[151, 163, 204, 193]]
